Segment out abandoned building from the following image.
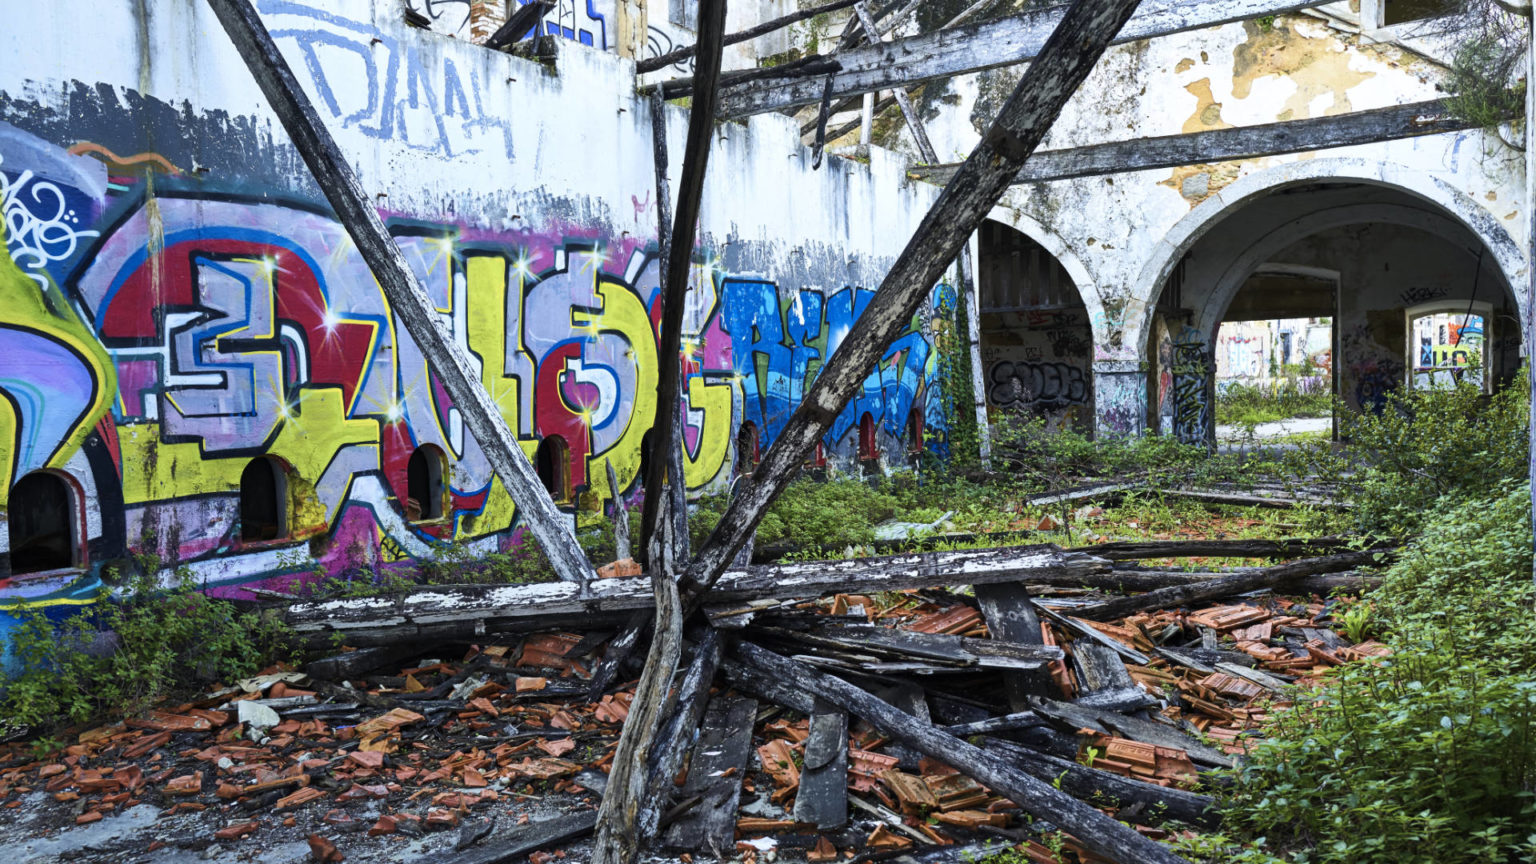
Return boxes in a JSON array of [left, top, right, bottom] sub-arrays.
[[0, 0, 1528, 657]]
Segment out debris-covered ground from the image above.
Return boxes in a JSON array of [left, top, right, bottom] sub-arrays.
[[0, 509, 1391, 863]]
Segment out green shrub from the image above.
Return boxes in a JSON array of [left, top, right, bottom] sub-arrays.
[[1204, 483, 1536, 864], [2, 567, 292, 733], [1340, 376, 1528, 537], [1216, 379, 1332, 427]]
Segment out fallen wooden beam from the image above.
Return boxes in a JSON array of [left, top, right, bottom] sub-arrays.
[[792, 705, 850, 829], [484, 0, 554, 50], [913, 99, 1501, 185], [680, 0, 1145, 605], [1073, 536, 1358, 561], [659, 693, 757, 852], [713, 0, 1314, 117], [982, 737, 1219, 829], [426, 811, 599, 864], [203, 0, 596, 585], [284, 545, 1107, 645], [734, 642, 1192, 864], [1073, 548, 1388, 621], [638, 629, 725, 844]]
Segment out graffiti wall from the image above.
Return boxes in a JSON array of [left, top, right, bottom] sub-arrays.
[[978, 308, 1094, 434], [0, 0, 946, 648]]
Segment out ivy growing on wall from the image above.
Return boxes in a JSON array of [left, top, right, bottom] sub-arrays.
[[935, 280, 980, 470]]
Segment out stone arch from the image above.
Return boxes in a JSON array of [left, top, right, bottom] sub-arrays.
[[1127, 157, 1527, 358]]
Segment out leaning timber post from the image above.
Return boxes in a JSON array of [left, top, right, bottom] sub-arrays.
[[203, 0, 597, 585], [595, 1, 727, 860], [680, 0, 1149, 600], [639, 0, 727, 561]]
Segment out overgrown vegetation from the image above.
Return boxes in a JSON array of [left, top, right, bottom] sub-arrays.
[[1340, 375, 1528, 537], [1184, 482, 1536, 864], [1440, 0, 1529, 141], [2, 563, 292, 735], [1216, 377, 1332, 427]]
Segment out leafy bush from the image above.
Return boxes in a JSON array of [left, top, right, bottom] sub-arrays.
[[1201, 483, 1536, 864], [2, 567, 291, 732], [1340, 376, 1527, 537]]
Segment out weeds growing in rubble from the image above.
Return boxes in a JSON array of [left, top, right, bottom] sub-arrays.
[[1, 561, 292, 734], [1187, 482, 1536, 864]]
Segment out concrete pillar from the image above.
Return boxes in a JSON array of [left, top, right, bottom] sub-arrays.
[[1092, 360, 1146, 439], [615, 0, 648, 60]]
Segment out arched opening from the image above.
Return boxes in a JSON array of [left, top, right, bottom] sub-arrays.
[[1145, 179, 1521, 445], [534, 436, 570, 502], [857, 413, 879, 463], [240, 457, 287, 542], [8, 471, 78, 574], [735, 422, 759, 477], [906, 405, 924, 455], [407, 445, 447, 522], [978, 220, 1093, 435]]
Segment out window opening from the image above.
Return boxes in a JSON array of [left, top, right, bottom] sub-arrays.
[[858, 413, 879, 462], [735, 423, 759, 476], [1407, 301, 1492, 392]]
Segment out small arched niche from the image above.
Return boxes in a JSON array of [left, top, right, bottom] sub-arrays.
[[240, 457, 288, 542], [407, 445, 448, 522], [535, 436, 571, 502], [8, 471, 80, 574]]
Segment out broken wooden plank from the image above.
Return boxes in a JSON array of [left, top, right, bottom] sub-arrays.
[[756, 623, 1062, 669], [914, 99, 1502, 186], [734, 641, 1192, 864], [937, 711, 1046, 738], [680, 0, 1146, 604], [1029, 697, 1233, 769], [639, 628, 725, 844], [425, 811, 599, 864], [792, 706, 849, 829], [285, 545, 1107, 644], [714, 0, 1314, 117], [1074, 549, 1388, 622], [203, 0, 595, 585], [1031, 602, 1150, 666], [1071, 642, 1138, 696], [975, 582, 1054, 710], [660, 693, 758, 853]]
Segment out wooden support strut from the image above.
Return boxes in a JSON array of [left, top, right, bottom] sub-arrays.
[[202, 0, 596, 585], [678, 0, 1148, 607], [912, 99, 1508, 186], [735, 642, 1192, 864], [712, 0, 1316, 117]]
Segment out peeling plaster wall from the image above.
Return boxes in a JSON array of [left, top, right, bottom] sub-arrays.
[[885, 11, 1527, 436], [0, 0, 946, 645]]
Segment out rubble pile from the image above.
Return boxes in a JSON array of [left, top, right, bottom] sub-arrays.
[[0, 540, 1387, 864]]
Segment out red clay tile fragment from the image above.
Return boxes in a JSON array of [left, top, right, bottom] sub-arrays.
[[75, 811, 103, 825], [164, 772, 203, 796], [368, 815, 398, 836], [426, 808, 460, 829], [346, 750, 385, 770], [276, 786, 327, 809], [215, 821, 260, 841], [307, 833, 343, 862]]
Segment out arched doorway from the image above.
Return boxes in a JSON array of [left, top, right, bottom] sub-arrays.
[[1144, 179, 1521, 445], [977, 220, 1094, 435], [7, 472, 78, 574], [534, 436, 570, 502], [407, 445, 447, 522]]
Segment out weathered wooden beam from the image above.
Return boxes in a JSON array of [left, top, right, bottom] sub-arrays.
[[1072, 548, 1388, 621], [1073, 536, 1358, 561], [637, 0, 862, 73], [715, 0, 1315, 117], [792, 705, 849, 829], [203, 0, 596, 585], [913, 99, 1497, 185], [659, 693, 758, 852], [735, 642, 1192, 864], [974, 582, 1053, 711], [640, 0, 725, 563], [285, 545, 1107, 645], [680, 0, 1146, 604]]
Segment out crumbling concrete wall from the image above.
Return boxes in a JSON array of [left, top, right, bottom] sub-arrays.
[[0, 0, 949, 639]]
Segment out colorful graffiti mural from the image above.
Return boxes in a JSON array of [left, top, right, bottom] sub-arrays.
[[0, 118, 950, 650]]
